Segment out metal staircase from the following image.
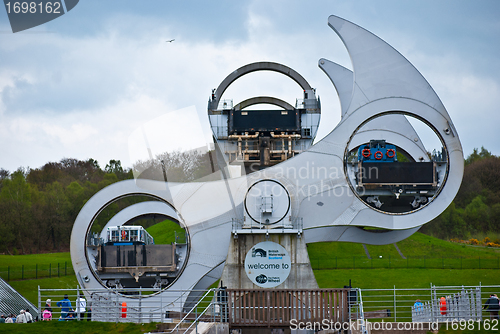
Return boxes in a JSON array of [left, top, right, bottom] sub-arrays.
[[0, 277, 38, 319]]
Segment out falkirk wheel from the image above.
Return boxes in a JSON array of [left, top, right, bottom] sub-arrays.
[[70, 15, 464, 316]]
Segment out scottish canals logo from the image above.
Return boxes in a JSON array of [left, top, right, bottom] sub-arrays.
[[3, 0, 80, 33], [251, 248, 267, 257], [244, 241, 291, 288]]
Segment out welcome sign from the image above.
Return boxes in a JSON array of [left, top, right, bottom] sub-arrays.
[[244, 241, 291, 288]]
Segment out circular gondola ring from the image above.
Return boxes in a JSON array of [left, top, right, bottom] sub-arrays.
[[386, 149, 396, 158], [361, 148, 371, 158], [374, 151, 383, 160]]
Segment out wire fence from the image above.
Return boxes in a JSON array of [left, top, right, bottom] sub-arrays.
[[0, 262, 74, 281], [311, 256, 500, 270]]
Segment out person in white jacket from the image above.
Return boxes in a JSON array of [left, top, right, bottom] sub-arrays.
[[16, 310, 26, 323], [76, 294, 87, 320], [25, 309, 33, 323]]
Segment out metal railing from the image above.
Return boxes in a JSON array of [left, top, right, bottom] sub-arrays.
[[0, 278, 39, 319], [227, 288, 349, 327], [38, 286, 228, 325], [37, 284, 500, 328], [159, 288, 226, 333], [350, 284, 500, 323], [354, 288, 369, 334], [0, 262, 73, 281], [412, 286, 482, 322]]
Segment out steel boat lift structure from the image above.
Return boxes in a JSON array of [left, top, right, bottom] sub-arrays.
[[70, 15, 463, 319]]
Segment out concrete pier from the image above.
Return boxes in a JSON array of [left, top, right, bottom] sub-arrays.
[[221, 233, 318, 289]]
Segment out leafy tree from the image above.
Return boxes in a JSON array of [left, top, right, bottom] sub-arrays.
[[465, 146, 493, 165], [44, 181, 71, 251], [463, 195, 491, 232], [0, 170, 32, 254], [0, 168, 9, 191]]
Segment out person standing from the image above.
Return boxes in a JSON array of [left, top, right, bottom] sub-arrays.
[[76, 293, 87, 320], [483, 294, 500, 320], [16, 310, 26, 324], [45, 299, 53, 313], [43, 298, 53, 321], [57, 294, 72, 320], [25, 309, 33, 323]]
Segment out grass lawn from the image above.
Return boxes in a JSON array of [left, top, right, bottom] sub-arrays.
[[0, 253, 73, 281], [314, 269, 499, 289], [0, 321, 158, 334], [397, 232, 500, 257], [8, 275, 78, 306], [146, 219, 185, 244], [0, 253, 72, 267], [307, 232, 500, 270]]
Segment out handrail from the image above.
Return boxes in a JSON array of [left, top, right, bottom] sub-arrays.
[[170, 299, 215, 334], [163, 288, 218, 334], [356, 289, 368, 334]]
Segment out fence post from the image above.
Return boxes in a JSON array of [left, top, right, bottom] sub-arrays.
[[38, 285, 41, 318], [77, 285, 80, 321], [139, 286, 143, 323], [394, 285, 397, 322]]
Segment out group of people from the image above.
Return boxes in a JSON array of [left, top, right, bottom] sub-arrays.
[[1, 294, 90, 323], [0, 309, 34, 323], [42, 294, 91, 321]]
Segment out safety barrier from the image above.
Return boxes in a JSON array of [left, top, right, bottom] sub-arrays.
[[352, 284, 499, 323], [0, 262, 73, 281], [227, 289, 349, 327]]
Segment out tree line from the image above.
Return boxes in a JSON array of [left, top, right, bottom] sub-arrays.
[[420, 147, 500, 240], [0, 149, 218, 255], [0, 158, 133, 254], [0, 147, 498, 254]]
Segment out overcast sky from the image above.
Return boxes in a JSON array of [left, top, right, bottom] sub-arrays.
[[1, 0, 499, 172]]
